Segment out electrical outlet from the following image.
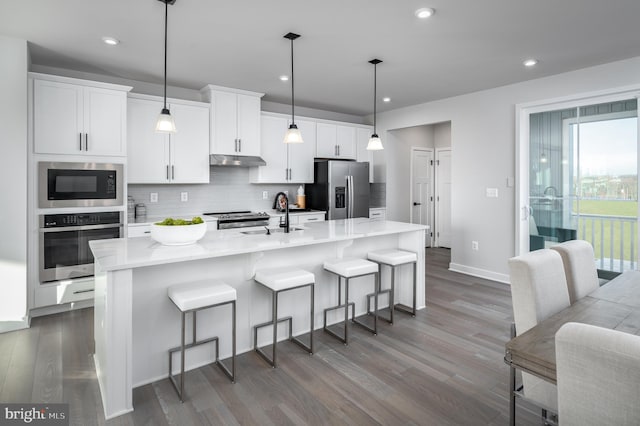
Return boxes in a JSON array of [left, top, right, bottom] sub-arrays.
[[150, 192, 158, 203], [181, 192, 188, 202], [262, 191, 269, 200], [472, 241, 479, 251]]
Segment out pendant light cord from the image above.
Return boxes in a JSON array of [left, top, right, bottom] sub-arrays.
[[373, 62, 377, 134], [290, 38, 295, 125], [163, 0, 168, 110]]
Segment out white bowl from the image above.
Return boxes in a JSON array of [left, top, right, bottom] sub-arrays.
[[150, 222, 207, 246]]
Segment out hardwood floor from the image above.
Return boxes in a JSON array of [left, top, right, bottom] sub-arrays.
[[0, 248, 541, 425]]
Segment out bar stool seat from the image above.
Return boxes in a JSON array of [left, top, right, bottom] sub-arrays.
[[253, 267, 314, 368], [368, 249, 417, 266], [168, 280, 236, 402], [324, 258, 379, 277], [367, 249, 418, 322], [169, 281, 237, 311], [323, 258, 379, 344]]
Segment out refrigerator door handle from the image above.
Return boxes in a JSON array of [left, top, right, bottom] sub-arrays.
[[348, 175, 354, 218]]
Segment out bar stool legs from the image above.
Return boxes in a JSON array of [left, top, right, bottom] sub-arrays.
[[393, 261, 418, 317], [168, 299, 236, 402], [323, 271, 379, 344], [254, 281, 314, 368]]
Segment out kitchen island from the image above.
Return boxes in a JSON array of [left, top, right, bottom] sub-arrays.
[[90, 218, 427, 419]]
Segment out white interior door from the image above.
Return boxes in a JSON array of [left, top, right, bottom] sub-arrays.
[[410, 148, 434, 246], [436, 149, 452, 248]]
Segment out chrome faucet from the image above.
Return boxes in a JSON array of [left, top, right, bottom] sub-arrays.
[[273, 192, 290, 233], [543, 186, 558, 198]]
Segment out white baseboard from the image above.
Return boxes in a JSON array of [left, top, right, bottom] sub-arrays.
[[448, 263, 510, 284], [0, 318, 30, 334], [29, 298, 94, 318]]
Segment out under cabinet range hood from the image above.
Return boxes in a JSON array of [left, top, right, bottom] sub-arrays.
[[209, 154, 266, 167]]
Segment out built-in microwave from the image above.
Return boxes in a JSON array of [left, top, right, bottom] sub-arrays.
[[38, 162, 123, 208]]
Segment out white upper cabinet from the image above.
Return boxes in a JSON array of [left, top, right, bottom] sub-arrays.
[[250, 114, 316, 184], [127, 95, 210, 184], [356, 126, 374, 182], [316, 122, 356, 159], [201, 85, 264, 156], [250, 114, 288, 183], [169, 103, 211, 183], [288, 118, 316, 183], [32, 75, 131, 156]]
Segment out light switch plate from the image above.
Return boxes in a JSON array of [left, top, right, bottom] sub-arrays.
[[486, 188, 498, 198], [181, 192, 188, 202], [150, 193, 158, 203]]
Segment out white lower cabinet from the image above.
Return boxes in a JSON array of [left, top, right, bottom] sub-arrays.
[[369, 208, 386, 221], [34, 277, 95, 308], [298, 213, 325, 224], [128, 224, 151, 238], [127, 95, 210, 184]]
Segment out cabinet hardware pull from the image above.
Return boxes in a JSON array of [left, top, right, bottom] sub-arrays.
[[307, 218, 318, 221], [79, 133, 83, 150], [338, 145, 340, 156], [172, 165, 175, 179], [73, 289, 94, 295], [238, 139, 241, 152], [85, 133, 88, 151], [285, 168, 288, 180], [166, 165, 169, 180]]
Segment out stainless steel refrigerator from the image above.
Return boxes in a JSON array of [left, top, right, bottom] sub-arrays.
[[307, 160, 370, 220]]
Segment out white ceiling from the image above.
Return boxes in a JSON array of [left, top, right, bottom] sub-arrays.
[[3, 0, 640, 116]]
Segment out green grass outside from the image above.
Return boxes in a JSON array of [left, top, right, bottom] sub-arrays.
[[572, 200, 637, 268]]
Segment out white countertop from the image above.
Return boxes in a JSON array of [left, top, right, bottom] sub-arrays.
[[91, 219, 427, 272]]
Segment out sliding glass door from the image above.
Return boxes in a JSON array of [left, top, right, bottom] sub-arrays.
[[528, 99, 638, 275]]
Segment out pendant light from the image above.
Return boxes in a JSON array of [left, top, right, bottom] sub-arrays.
[[283, 32, 303, 143], [155, 0, 177, 133], [367, 59, 384, 150]]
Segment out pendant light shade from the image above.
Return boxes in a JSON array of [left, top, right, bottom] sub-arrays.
[[156, 0, 176, 134], [156, 108, 176, 132], [367, 59, 384, 150], [283, 32, 303, 144]]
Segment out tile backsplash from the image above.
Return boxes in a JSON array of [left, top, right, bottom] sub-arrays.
[[128, 167, 300, 217], [128, 167, 386, 217]]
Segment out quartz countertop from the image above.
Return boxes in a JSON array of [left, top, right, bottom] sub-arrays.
[[91, 219, 427, 272]]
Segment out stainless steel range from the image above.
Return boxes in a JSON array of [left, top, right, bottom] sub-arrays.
[[203, 211, 270, 229]]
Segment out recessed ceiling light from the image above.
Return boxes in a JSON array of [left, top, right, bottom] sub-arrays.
[[102, 36, 119, 46], [383, 97, 391, 102], [415, 8, 435, 19], [523, 58, 538, 67], [279, 75, 289, 81]]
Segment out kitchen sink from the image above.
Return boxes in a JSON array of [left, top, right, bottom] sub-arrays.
[[241, 227, 304, 235]]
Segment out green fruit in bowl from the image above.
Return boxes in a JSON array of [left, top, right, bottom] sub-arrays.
[[155, 216, 204, 226]]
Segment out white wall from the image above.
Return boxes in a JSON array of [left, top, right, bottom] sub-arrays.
[[434, 122, 451, 149], [0, 35, 28, 330], [386, 125, 435, 222], [378, 56, 640, 282]]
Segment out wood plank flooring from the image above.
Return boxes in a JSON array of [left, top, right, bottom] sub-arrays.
[[0, 248, 542, 425]]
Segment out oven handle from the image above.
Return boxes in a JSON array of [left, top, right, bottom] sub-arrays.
[[40, 223, 124, 233]]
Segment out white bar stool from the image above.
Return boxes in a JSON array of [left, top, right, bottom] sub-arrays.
[[253, 268, 315, 368], [367, 249, 418, 322], [323, 258, 379, 344], [167, 280, 236, 402]]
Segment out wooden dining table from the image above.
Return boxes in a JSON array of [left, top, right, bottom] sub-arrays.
[[505, 270, 640, 384]]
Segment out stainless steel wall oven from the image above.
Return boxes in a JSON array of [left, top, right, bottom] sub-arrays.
[[39, 211, 123, 283], [38, 162, 123, 208]]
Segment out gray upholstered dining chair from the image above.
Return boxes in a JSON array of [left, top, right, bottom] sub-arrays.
[[508, 249, 571, 425], [550, 240, 599, 304], [555, 322, 640, 426]]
